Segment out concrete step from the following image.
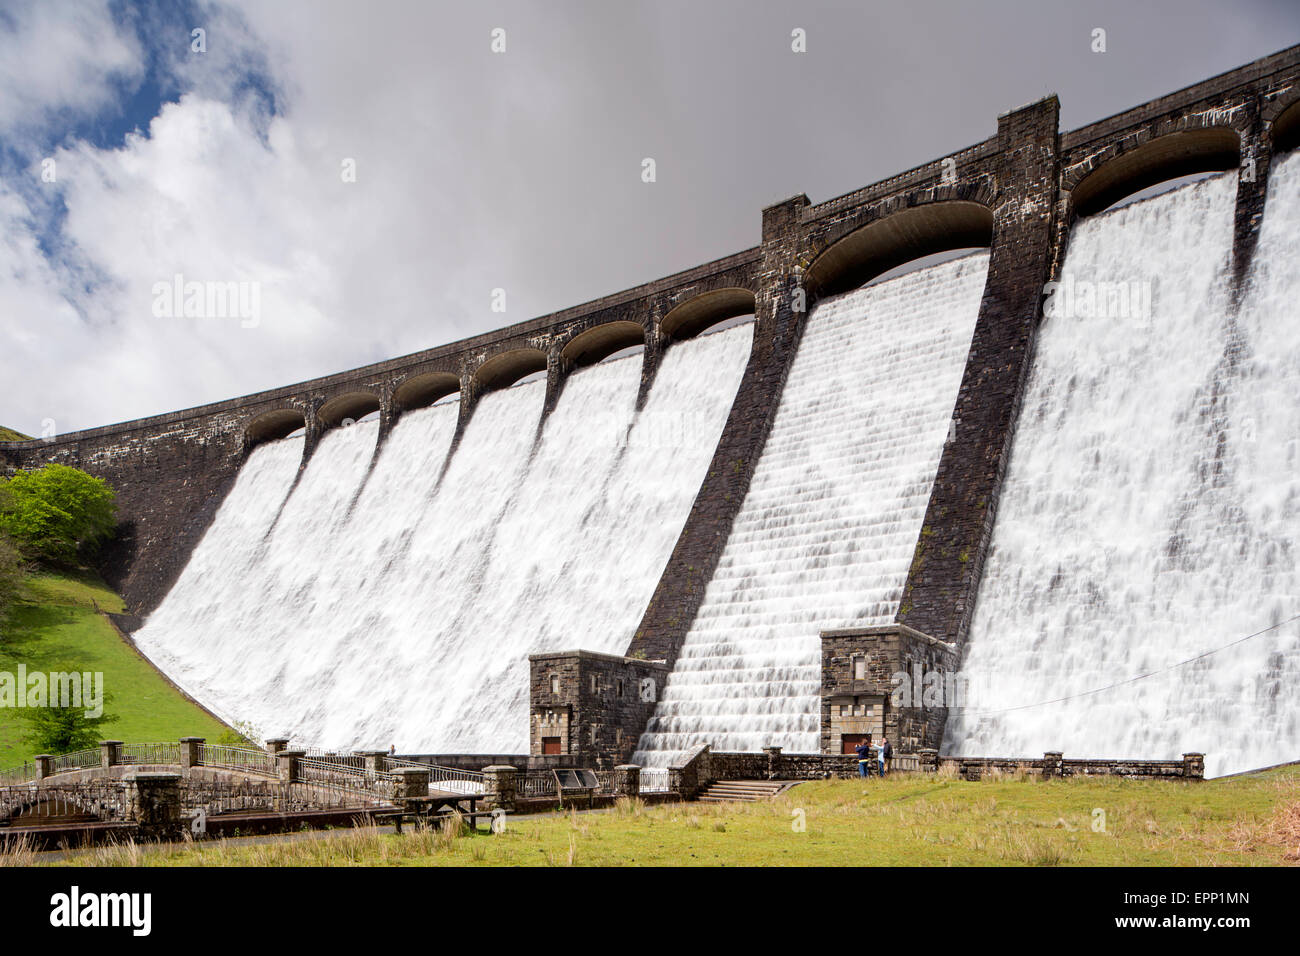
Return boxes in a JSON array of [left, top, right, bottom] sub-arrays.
[[696, 779, 796, 803]]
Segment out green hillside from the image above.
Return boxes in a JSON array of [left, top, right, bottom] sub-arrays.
[[0, 426, 32, 442], [0, 571, 234, 768]]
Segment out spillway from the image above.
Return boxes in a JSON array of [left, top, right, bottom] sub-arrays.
[[943, 157, 1300, 779], [134, 323, 753, 752], [634, 252, 990, 767]]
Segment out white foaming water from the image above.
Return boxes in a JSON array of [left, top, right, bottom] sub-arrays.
[[135, 325, 752, 752], [943, 159, 1300, 778], [634, 253, 990, 766]]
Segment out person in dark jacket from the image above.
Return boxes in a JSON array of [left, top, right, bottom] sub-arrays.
[[855, 735, 874, 778], [878, 736, 892, 776]]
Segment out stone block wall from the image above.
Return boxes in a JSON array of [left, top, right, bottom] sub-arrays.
[[528, 650, 669, 766], [820, 625, 959, 754]]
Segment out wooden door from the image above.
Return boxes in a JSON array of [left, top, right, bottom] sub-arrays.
[[842, 733, 870, 755], [542, 737, 562, 755]]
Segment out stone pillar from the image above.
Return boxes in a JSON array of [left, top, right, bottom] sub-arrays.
[[763, 745, 783, 781], [180, 737, 205, 769], [393, 767, 430, 808], [917, 748, 939, 773], [482, 765, 517, 812], [1182, 753, 1205, 780], [614, 764, 641, 798], [634, 329, 664, 410], [277, 749, 304, 784], [34, 755, 52, 781], [456, 369, 482, 437], [357, 750, 388, 775], [896, 96, 1061, 649], [1042, 751, 1063, 779], [132, 772, 183, 842], [542, 346, 569, 418], [265, 737, 290, 756], [100, 740, 123, 769], [1231, 105, 1270, 293], [625, 194, 810, 669]]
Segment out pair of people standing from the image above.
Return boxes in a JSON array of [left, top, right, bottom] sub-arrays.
[[854, 735, 892, 777]]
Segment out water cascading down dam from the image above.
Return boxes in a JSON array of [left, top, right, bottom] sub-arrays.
[[134, 325, 753, 751], [5, 44, 1300, 776], [633, 253, 989, 767], [943, 154, 1300, 780]]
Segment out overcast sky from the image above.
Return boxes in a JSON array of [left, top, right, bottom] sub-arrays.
[[1, 0, 1298, 435]]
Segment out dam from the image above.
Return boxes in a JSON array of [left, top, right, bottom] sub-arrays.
[[5, 44, 1300, 777]]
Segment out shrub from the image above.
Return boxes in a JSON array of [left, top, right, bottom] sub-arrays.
[[20, 695, 120, 754], [0, 464, 117, 566]]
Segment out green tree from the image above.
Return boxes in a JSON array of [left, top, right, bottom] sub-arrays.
[[0, 463, 117, 566], [20, 696, 120, 754]]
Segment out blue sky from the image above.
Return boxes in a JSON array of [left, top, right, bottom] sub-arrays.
[[1, 0, 1298, 436]]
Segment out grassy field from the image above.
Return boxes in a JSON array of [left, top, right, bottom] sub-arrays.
[[0, 426, 32, 442], [0, 571, 232, 768], [25, 763, 1300, 867]]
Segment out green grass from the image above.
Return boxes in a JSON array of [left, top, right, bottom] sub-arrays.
[[0, 426, 32, 442], [32, 764, 1300, 867], [0, 571, 232, 767]]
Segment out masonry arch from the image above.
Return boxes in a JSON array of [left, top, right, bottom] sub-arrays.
[[660, 288, 756, 340], [1272, 97, 1300, 155], [318, 391, 382, 429], [1070, 127, 1241, 217], [392, 371, 461, 411], [245, 407, 307, 449], [473, 347, 548, 390], [804, 201, 994, 298], [561, 321, 647, 367]]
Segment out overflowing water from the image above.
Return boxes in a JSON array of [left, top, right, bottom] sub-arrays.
[[943, 158, 1300, 778], [633, 253, 990, 766], [135, 323, 753, 752]]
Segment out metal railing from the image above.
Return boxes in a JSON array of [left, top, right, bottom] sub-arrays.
[[515, 771, 557, 799], [0, 762, 38, 787], [296, 757, 399, 800], [303, 750, 367, 770], [383, 757, 485, 794], [198, 744, 278, 777], [47, 749, 102, 774], [638, 768, 671, 793], [120, 742, 181, 766]]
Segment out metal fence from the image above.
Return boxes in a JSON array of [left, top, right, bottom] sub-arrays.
[[0, 762, 38, 788], [515, 771, 557, 799], [198, 744, 279, 777], [303, 750, 367, 771], [121, 742, 182, 766], [638, 768, 671, 793], [47, 749, 102, 774], [296, 757, 399, 801]]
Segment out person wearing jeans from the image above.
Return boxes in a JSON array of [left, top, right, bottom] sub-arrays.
[[855, 736, 874, 778]]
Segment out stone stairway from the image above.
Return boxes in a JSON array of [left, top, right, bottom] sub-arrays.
[[696, 780, 794, 803]]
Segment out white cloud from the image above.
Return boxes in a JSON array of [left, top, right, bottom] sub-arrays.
[[0, 0, 1296, 434], [0, 0, 143, 137]]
